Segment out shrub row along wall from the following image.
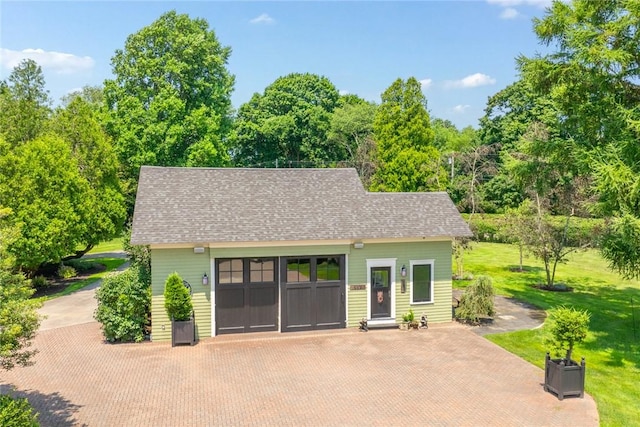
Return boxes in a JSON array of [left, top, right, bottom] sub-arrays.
[[464, 214, 605, 248]]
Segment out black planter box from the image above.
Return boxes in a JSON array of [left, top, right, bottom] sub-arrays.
[[171, 318, 196, 347], [544, 352, 585, 400]]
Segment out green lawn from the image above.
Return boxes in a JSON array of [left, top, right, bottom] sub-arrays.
[[460, 242, 640, 426], [87, 236, 124, 254], [36, 257, 127, 302]]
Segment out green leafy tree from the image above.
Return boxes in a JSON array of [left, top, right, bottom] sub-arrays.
[[104, 10, 234, 196], [51, 96, 126, 258], [0, 59, 50, 145], [0, 208, 41, 370], [328, 99, 378, 185], [232, 73, 340, 167], [518, 0, 640, 276], [371, 77, 445, 192], [0, 135, 93, 271], [164, 272, 192, 321]]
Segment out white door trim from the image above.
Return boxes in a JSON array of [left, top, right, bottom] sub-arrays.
[[366, 258, 396, 320]]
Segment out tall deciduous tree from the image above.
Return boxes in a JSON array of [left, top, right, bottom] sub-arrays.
[[0, 135, 93, 271], [0, 59, 50, 145], [51, 96, 126, 256], [371, 77, 445, 192], [519, 0, 640, 277], [327, 98, 378, 186], [104, 10, 234, 194], [232, 73, 340, 167]]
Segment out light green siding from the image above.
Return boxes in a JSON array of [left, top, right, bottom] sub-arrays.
[[346, 241, 453, 327], [151, 248, 211, 341], [150, 240, 452, 341], [210, 244, 351, 259]]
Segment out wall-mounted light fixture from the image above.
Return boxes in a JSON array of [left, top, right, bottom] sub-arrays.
[[353, 242, 364, 249], [202, 273, 209, 286], [401, 265, 407, 277], [194, 247, 205, 254]]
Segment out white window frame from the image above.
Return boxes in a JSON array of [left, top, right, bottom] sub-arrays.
[[366, 258, 396, 320], [410, 259, 435, 305]]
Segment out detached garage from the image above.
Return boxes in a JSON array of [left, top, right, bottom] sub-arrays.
[[130, 166, 471, 341]]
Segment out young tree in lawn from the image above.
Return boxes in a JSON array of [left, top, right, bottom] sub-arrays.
[[104, 10, 234, 207], [371, 77, 446, 192]]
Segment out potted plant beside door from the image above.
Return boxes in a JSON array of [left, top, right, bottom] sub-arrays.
[[544, 306, 590, 400], [164, 272, 196, 346]]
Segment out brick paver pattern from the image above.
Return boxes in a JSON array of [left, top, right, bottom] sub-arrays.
[[1, 322, 598, 426]]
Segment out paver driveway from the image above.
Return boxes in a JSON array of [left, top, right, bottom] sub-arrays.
[[2, 322, 597, 426]]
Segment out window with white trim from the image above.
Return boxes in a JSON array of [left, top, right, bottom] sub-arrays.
[[410, 260, 434, 304]]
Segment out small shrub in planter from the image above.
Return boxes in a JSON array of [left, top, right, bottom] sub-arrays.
[[455, 275, 495, 324], [543, 306, 590, 400], [57, 265, 77, 279], [400, 309, 415, 330], [164, 272, 195, 346], [0, 394, 39, 426]]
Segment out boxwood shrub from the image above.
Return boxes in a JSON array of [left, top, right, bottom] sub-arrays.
[[94, 265, 150, 343], [0, 394, 39, 427]]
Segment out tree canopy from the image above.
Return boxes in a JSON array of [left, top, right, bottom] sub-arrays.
[[231, 73, 341, 167], [104, 10, 235, 188], [370, 77, 445, 192]]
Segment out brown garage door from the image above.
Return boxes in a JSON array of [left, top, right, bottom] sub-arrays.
[[215, 258, 278, 334], [281, 256, 345, 332]]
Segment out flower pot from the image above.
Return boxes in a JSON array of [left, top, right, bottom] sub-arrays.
[[399, 322, 409, 330], [544, 352, 585, 400], [172, 317, 196, 347]]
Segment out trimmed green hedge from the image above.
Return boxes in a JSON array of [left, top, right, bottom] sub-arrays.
[[94, 265, 151, 343], [464, 214, 604, 247]]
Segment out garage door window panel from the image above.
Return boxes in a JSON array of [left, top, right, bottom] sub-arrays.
[[286, 258, 311, 283], [250, 258, 275, 283]]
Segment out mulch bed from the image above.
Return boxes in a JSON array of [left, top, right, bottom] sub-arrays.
[[32, 263, 107, 299], [533, 283, 574, 292]]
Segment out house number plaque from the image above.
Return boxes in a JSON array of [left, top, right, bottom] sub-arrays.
[[350, 285, 366, 291]]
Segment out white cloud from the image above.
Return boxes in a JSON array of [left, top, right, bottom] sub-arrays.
[[487, 0, 551, 19], [500, 7, 520, 19], [249, 13, 275, 25], [339, 89, 350, 96], [419, 78, 432, 89], [445, 73, 496, 89], [486, 0, 551, 7], [453, 104, 471, 113], [0, 48, 94, 74]]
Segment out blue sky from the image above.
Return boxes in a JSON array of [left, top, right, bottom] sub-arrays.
[[1, 1, 553, 129]]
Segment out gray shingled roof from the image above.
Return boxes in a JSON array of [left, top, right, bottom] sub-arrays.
[[130, 166, 472, 245]]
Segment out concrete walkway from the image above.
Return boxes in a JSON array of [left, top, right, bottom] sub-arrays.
[[38, 253, 129, 331]]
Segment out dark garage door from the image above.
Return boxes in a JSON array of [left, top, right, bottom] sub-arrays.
[[216, 258, 278, 334], [281, 256, 345, 332]]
